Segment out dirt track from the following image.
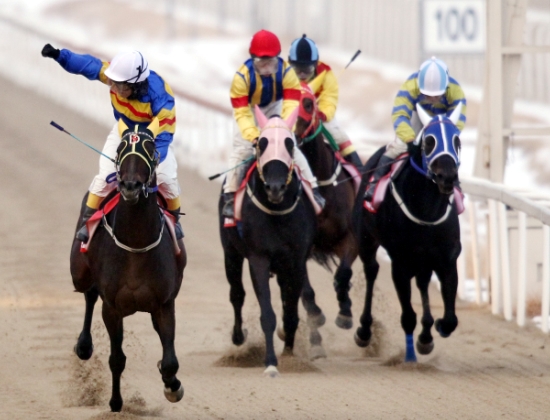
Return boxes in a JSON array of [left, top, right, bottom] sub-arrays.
[[1, 76, 550, 420]]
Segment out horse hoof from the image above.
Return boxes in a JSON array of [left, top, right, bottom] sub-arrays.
[[416, 340, 434, 355], [335, 314, 353, 330], [354, 331, 370, 348], [233, 328, 248, 346], [73, 343, 94, 360], [307, 312, 326, 328], [276, 327, 285, 341], [435, 320, 451, 338], [263, 365, 279, 378], [309, 345, 327, 361], [164, 384, 184, 403]]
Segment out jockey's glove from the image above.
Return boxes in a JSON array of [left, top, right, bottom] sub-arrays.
[[41, 44, 60, 60]]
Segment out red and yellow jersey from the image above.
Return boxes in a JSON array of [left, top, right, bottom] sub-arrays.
[[230, 58, 301, 141], [309, 61, 339, 122], [55, 49, 176, 161]]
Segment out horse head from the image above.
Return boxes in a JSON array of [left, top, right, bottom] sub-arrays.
[[294, 78, 322, 144], [413, 103, 462, 195], [254, 105, 297, 204], [115, 118, 160, 204]]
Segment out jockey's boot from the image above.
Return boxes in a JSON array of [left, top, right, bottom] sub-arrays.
[[364, 155, 394, 202], [312, 187, 326, 210], [222, 192, 235, 218], [343, 151, 364, 171], [75, 205, 97, 243], [167, 208, 184, 240]]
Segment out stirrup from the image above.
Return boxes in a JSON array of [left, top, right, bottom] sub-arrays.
[[174, 223, 184, 240]]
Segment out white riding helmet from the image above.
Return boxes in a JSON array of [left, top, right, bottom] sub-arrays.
[[104, 51, 150, 83], [418, 57, 448, 96]]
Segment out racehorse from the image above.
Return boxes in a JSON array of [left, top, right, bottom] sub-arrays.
[[354, 103, 463, 363], [70, 118, 187, 411], [219, 106, 317, 377], [294, 81, 359, 330]]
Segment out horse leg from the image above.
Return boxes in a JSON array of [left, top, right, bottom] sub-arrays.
[[248, 257, 278, 376], [434, 265, 459, 338], [391, 263, 417, 363], [415, 269, 435, 355], [152, 300, 184, 403], [300, 275, 325, 328], [224, 245, 247, 345], [355, 242, 379, 347], [277, 270, 303, 358], [301, 271, 327, 360], [102, 303, 126, 412], [333, 235, 358, 329], [74, 286, 99, 360]]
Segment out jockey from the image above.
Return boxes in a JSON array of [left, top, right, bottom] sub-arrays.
[[288, 34, 363, 170], [364, 56, 467, 201], [223, 29, 325, 218], [41, 44, 183, 242]]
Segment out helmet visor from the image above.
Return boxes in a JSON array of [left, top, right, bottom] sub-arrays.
[[253, 57, 278, 76], [292, 64, 315, 81]]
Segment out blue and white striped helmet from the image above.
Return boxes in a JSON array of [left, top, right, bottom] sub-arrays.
[[418, 57, 448, 96], [288, 34, 319, 65]]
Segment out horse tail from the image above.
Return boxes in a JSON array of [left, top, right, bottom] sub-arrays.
[[310, 249, 337, 273]]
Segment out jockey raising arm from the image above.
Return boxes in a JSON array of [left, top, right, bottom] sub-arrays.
[[222, 29, 325, 218], [41, 44, 183, 241], [364, 56, 467, 201], [288, 34, 363, 170]]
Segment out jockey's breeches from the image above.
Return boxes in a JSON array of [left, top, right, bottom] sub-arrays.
[[88, 123, 180, 204], [323, 117, 355, 156], [224, 102, 318, 193]]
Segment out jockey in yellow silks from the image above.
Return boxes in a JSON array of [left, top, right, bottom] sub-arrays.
[[364, 56, 467, 200], [288, 34, 363, 170], [41, 44, 183, 241], [223, 29, 325, 218]]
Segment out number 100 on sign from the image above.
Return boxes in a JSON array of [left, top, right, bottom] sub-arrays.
[[422, 0, 486, 54]]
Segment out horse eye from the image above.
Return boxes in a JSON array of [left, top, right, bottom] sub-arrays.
[[453, 135, 461, 155], [258, 137, 269, 152], [116, 140, 128, 156], [424, 135, 436, 156], [144, 140, 156, 161]]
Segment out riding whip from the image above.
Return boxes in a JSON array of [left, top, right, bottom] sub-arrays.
[[207, 156, 255, 181], [49, 121, 116, 163], [338, 50, 361, 76]]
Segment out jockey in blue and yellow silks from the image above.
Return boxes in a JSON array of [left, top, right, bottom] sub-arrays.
[[40, 44, 183, 241], [364, 56, 467, 201], [288, 34, 363, 170], [223, 29, 324, 218]]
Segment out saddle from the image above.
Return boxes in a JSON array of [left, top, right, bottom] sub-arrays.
[[80, 191, 181, 254], [223, 161, 322, 228], [363, 154, 464, 215]]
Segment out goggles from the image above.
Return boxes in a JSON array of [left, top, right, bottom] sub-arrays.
[[253, 56, 278, 76], [292, 64, 315, 80]]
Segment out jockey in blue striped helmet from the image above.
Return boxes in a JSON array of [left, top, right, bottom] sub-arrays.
[[364, 56, 467, 201]]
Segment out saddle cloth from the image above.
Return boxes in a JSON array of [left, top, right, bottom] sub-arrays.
[[80, 192, 181, 254], [363, 154, 464, 215], [335, 151, 362, 195], [224, 162, 322, 228]]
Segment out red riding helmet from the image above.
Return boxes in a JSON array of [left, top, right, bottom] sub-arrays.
[[249, 29, 281, 57]]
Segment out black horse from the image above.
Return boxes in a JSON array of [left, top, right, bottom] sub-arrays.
[[70, 118, 187, 411], [219, 107, 317, 377], [294, 82, 359, 331], [354, 104, 463, 362]]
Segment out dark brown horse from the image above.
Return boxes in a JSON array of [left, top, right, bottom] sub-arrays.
[[219, 107, 317, 376], [70, 118, 186, 411], [354, 104, 463, 363], [294, 82, 359, 331]]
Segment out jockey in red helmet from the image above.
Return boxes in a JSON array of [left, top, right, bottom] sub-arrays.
[[223, 29, 325, 218], [288, 34, 363, 170]]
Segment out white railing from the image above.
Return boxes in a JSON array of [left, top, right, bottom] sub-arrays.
[[460, 177, 550, 331]]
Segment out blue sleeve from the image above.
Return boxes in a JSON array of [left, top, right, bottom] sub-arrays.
[[56, 49, 104, 81], [154, 132, 171, 163]]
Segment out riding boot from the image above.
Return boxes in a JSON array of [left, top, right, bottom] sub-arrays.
[[343, 151, 364, 171], [222, 192, 235, 218], [76, 205, 97, 243], [364, 155, 394, 201], [312, 187, 326, 210], [167, 208, 185, 240]]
